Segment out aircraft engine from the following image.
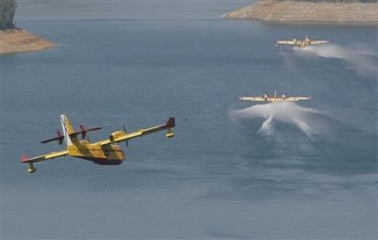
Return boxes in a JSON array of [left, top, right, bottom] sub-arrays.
[[109, 131, 125, 142]]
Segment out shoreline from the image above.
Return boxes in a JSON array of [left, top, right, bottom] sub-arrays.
[[0, 28, 54, 54], [222, 0, 378, 24]]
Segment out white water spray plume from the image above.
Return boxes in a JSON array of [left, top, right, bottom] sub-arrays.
[[229, 102, 324, 138], [295, 44, 378, 77]]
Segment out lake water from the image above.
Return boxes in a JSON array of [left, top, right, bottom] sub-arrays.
[[1, 1, 377, 239]]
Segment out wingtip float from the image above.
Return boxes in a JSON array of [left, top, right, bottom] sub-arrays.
[[21, 115, 176, 173]]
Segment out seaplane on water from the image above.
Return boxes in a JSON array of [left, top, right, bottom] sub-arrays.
[[275, 36, 329, 48], [239, 90, 311, 103], [21, 114, 175, 173]]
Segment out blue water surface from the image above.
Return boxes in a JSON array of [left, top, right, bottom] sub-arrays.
[[1, 1, 377, 239]]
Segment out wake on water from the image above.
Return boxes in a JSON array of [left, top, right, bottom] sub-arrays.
[[229, 102, 377, 173], [293, 43, 378, 77], [229, 102, 329, 163], [229, 102, 322, 138]]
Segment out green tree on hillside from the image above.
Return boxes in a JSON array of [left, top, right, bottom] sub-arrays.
[[0, 0, 17, 29]]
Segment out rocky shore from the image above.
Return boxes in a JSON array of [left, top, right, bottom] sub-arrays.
[[222, 0, 378, 24], [0, 28, 54, 54]]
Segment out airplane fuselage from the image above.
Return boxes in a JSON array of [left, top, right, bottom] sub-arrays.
[[68, 140, 125, 165], [297, 41, 308, 48]]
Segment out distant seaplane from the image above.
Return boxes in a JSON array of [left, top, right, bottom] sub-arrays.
[[275, 36, 329, 48], [239, 90, 310, 103]]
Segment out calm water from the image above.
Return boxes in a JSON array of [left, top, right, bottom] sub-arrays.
[[1, 1, 377, 239]]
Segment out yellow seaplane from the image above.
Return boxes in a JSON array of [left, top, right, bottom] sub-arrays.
[[21, 114, 175, 173], [275, 36, 329, 48], [239, 90, 310, 103]]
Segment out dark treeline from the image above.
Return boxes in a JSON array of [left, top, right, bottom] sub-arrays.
[[0, 0, 17, 29]]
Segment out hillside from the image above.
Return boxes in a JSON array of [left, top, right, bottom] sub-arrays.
[[0, 0, 54, 54], [222, 0, 378, 24], [0, 28, 54, 54]]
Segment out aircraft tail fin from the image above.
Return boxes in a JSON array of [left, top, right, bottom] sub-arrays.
[[60, 114, 75, 146]]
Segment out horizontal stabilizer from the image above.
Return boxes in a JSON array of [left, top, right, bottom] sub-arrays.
[[41, 131, 64, 145], [70, 126, 102, 139]]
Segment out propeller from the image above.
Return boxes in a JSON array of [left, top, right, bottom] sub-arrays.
[[80, 125, 86, 139], [79, 124, 101, 142], [123, 125, 129, 147]]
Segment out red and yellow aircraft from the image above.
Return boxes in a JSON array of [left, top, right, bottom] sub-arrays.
[[21, 114, 175, 173], [239, 90, 310, 103], [275, 36, 329, 48]]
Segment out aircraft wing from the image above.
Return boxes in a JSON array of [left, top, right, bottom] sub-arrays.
[[285, 96, 311, 102], [21, 150, 69, 164], [310, 40, 329, 45], [276, 40, 296, 45], [21, 150, 69, 173], [239, 97, 268, 102], [97, 117, 175, 146]]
